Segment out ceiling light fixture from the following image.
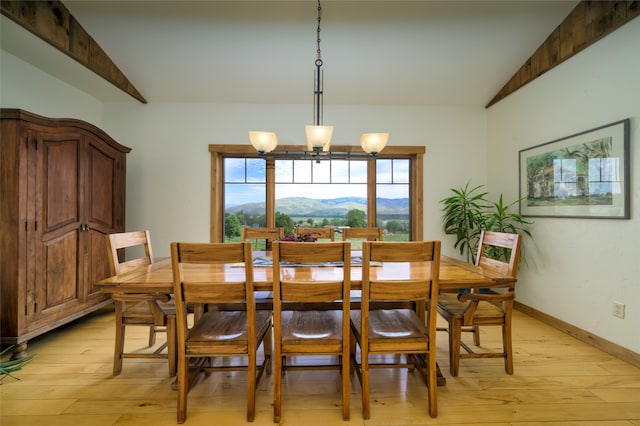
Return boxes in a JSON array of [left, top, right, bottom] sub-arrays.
[[249, 0, 388, 162]]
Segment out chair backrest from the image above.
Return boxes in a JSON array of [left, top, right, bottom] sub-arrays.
[[361, 240, 441, 327], [272, 241, 351, 305], [341, 227, 384, 242], [170, 242, 256, 344], [241, 227, 284, 250], [475, 230, 522, 279], [295, 227, 335, 241], [106, 230, 154, 275], [362, 240, 440, 301]]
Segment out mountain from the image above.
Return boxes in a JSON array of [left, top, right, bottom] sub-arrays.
[[226, 196, 408, 217]]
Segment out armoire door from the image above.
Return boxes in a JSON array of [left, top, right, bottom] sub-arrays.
[[29, 128, 84, 327], [83, 134, 125, 303]]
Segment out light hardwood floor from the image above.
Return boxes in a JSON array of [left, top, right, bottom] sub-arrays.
[[1, 305, 639, 425]]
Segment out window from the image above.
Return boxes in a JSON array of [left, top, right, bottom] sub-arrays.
[[210, 145, 424, 243], [376, 159, 410, 240]]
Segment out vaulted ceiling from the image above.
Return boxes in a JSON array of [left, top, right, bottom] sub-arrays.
[[4, 0, 626, 108]]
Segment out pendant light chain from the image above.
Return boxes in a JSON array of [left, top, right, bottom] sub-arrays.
[[249, 0, 388, 159], [313, 0, 324, 127], [316, 0, 323, 66]]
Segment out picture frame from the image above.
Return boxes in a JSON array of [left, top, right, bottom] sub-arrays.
[[519, 119, 630, 219]]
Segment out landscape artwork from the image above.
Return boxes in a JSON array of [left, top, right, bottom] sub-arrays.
[[519, 119, 630, 219]]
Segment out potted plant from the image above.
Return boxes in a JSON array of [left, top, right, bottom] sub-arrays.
[[440, 181, 532, 264]]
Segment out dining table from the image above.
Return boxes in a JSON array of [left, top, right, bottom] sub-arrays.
[[95, 251, 516, 386]]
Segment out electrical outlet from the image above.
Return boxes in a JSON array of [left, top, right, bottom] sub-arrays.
[[613, 302, 625, 319]]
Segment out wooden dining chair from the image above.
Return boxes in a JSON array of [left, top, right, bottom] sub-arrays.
[[171, 242, 272, 423], [272, 241, 351, 423], [106, 230, 177, 376], [241, 227, 284, 250], [341, 227, 384, 242], [437, 230, 522, 376], [350, 240, 441, 419], [295, 226, 335, 241]]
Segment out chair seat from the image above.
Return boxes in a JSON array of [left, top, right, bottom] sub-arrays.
[[351, 309, 429, 351], [280, 310, 343, 353], [187, 310, 272, 353], [437, 293, 506, 323]]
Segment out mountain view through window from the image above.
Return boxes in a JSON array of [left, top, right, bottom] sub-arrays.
[[223, 157, 410, 244]]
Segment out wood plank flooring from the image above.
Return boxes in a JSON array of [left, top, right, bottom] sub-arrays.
[[1, 306, 639, 425]]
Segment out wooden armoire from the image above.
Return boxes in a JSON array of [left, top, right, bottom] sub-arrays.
[[1, 109, 131, 359]]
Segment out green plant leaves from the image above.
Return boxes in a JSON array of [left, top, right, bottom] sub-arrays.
[[440, 181, 532, 264], [441, 181, 488, 263], [0, 346, 35, 383]]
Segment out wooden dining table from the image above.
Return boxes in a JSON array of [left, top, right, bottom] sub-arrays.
[[96, 252, 515, 294], [95, 252, 516, 386]]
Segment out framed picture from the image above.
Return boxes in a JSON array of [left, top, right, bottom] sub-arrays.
[[519, 119, 630, 219]]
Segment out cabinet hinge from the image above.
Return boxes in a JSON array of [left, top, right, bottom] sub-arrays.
[[25, 304, 28, 316], [34, 302, 37, 313], [34, 221, 38, 231], [25, 221, 28, 231]]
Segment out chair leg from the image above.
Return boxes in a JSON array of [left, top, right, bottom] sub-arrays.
[[273, 353, 282, 423], [176, 354, 188, 424], [247, 350, 257, 422], [449, 319, 462, 376], [148, 325, 156, 346], [341, 350, 350, 420], [166, 316, 177, 377], [361, 351, 370, 420], [503, 321, 514, 374], [113, 322, 125, 376], [426, 349, 438, 418], [472, 325, 481, 346]]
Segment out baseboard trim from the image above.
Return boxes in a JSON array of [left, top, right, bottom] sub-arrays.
[[514, 301, 640, 368]]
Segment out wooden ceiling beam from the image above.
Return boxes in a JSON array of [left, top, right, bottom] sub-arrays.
[[1, 0, 147, 104], [486, 1, 639, 108]]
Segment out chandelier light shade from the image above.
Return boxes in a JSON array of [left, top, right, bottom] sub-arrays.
[[248, 0, 388, 161], [305, 125, 334, 152], [360, 133, 389, 155], [249, 131, 278, 154]]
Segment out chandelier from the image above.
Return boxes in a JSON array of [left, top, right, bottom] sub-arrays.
[[249, 0, 388, 162]]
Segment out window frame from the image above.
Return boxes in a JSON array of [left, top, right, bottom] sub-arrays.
[[209, 144, 424, 242]]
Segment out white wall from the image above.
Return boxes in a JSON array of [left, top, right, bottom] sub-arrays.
[[0, 51, 103, 125], [1, 43, 487, 262], [487, 18, 640, 353], [101, 102, 486, 259]]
